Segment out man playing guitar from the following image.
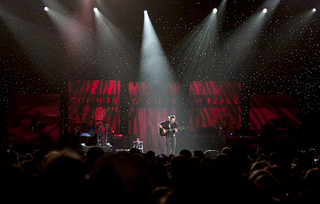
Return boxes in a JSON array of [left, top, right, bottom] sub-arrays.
[[158, 115, 178, 155]]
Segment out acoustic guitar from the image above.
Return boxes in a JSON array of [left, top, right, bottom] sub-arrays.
[[159, 126, 185, 136]]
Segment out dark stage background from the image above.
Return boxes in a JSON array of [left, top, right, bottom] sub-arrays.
[[1, 0, 319, 153]]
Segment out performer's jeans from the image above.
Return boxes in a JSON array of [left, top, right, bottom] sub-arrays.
[[165, 135, 176, 155]]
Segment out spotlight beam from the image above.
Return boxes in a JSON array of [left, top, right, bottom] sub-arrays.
[[217, 0, 227, 24], [176, 8, 219, 84], [219, 6, 272, 76], [94, 9, 139, 78], [42, 0, 68, 14], [0, 7, 60, 75], [140, 11, 173, 88]]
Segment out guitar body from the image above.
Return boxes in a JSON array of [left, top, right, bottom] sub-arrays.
[[159, 128, 167, 137], [159, 126, 185, 137]]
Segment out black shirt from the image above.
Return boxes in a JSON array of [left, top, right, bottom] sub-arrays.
[[159, 120, 178, 137]]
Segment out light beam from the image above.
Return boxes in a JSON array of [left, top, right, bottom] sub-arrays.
[[0, 6, 61, 76], [94, 8, 138, 79], [140, 10, 172, 86]]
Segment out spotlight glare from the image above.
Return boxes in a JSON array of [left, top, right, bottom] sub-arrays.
[[312, 8, 316, 13], [213, 8, 217, 13], [44, 7, 49, 11], [263, 8, 267, 13], [93, 7, 98, 12], [144, 10, 148, 14]]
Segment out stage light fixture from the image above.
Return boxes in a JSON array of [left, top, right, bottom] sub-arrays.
[[263, 8, 267, 13], [93, 7, 98, 12], [144, 10, 148, 14], [312, 8, 316, 13], [44, 7, 49, 11], [213, 8, 217, 13]]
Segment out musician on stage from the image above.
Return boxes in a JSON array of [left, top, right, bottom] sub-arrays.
[[158, 115, 178, 155]]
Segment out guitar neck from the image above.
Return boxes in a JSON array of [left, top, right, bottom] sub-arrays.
[[164, 127, 182, 131]]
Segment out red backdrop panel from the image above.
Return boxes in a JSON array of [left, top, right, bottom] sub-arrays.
[[68, 80, 120, 134], [189, 81, 241, 136], [249, 95, 300, 132], [8, 93, 60, 145], [128, 82, 179, 154]]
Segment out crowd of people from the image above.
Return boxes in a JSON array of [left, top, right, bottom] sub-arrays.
[[1, 146, 320, 204]]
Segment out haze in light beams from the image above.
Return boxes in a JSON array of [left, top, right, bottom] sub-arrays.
[[175, 1, 225, 85], [94, 8, 139, 79], [139, 10, 173, 88]]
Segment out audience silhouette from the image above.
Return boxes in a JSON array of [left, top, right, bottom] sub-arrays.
[[2, 145, 320, 204]]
